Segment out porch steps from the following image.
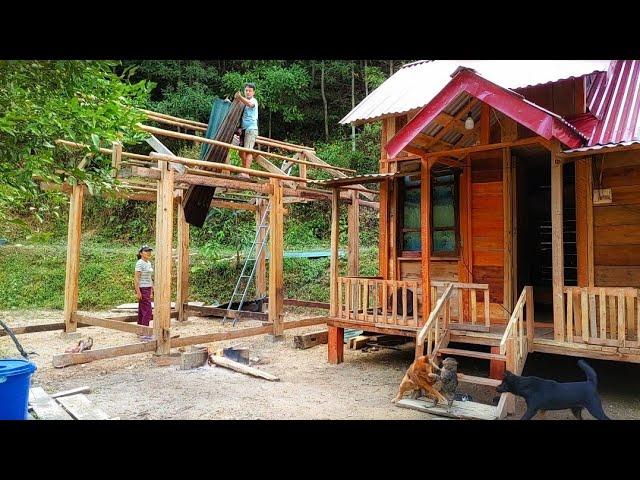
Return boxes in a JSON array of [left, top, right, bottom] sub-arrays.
[[396, 397, 499, 420], [436, 347, 507, 362], [457, 373, 501, 388]]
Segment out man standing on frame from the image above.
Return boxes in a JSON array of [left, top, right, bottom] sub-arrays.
[[234, 82, 259, 178]]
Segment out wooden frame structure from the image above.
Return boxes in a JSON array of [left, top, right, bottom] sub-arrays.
[[25, 108, 380, 368]]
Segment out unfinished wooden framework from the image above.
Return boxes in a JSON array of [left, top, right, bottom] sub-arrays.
[[28, 108, 380, 368]]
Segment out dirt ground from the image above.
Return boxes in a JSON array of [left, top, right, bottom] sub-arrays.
[[1, 309, 638, 420]]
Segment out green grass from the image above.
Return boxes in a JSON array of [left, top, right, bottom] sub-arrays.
[[0, 242, 379, 310]]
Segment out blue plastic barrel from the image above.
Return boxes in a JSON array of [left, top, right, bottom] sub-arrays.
[[0, 359, 37, 420]]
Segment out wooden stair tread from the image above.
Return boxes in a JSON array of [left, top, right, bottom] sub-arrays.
[[457, 373, 501, 387], [436, 347, 506, 361], [396, 398, 498, 420]]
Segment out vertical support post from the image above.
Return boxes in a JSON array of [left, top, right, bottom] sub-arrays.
[[329, 187, 344, 364], [480, 103, 490, 145], [348, 188, 360, 309], [489, 346, 505, 380], [526, 285, 535, 352], [268, 178, 284, 338], [503, 147, 513, 314], [420, 157, 432, 326], [551, 141, 565, 341], [111, 141, 122, 178], [63, 184, 85, 333], [255, 199, 267, 301], [154, 157, 174, 355], [176, 193, 189, 322], [458, 155, 472, 321]]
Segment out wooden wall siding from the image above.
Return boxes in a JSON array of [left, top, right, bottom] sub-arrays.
[[470, 150, 505, 305], [593, 151, 640, 286]]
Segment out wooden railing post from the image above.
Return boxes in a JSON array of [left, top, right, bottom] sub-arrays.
[[269, 178, 284, 338], [177, 193, 190, 323], [551, 141, 565, 341], [526, 286, 534, 352]]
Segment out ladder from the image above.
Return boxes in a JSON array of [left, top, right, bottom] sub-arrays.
[[221, 160, 295, 326]]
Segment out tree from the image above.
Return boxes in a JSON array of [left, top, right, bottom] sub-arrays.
[[0, 60, 152, 223], [320, 61, 329, 141]]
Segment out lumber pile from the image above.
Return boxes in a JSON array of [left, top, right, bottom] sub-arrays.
[[293, 330, 328, 349], [28, 386, 115, 420]]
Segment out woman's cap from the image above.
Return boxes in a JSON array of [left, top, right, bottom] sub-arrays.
[[139, 245, 153, 253]]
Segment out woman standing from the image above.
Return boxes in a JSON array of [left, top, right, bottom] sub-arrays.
[[134, 245, 154, 340]]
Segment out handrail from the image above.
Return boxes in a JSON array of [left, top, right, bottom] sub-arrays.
[[416, 283, 454, 357], [499, 287, 528, 355]]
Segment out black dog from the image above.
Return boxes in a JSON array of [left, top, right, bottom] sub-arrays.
[[496, 360, 610, 420]]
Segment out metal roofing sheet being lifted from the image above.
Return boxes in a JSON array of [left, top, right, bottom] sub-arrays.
[[340, 60, 611, 125]]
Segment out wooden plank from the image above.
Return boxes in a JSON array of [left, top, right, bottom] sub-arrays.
[[581, 290, 590, 343], [29, 387, 74, 420], [208, 355, 279, 381], [503, 148, 513, 312], [293, 330, 328, 349], [589, 294, 597, 338], [63, 184, 84, 333], [56, 394, 111, 420], [595, 266, 640, 286], [269, 179, 284, 337], [74, 313, 152, 336], [436, 347, 507, 362], [609, 295, 617, 339], [575, 157, 589, 286], [53, 341, 157, 368], [566, 291, 574, 342], [421, 157, 432, 326], [329, 189, 340, 318], [470, 289, 477, 324], [396, 398, 497, 420], [551, 142, 565, 341], [448, 323, 490, 332], [458, 373, 501, 387], [618, 293, 626, 347], [626, 292, 635, 340], [154, 159, 174, 355], [111, 141, 122, 177], [50, 386, 91, 399], [185, 305, 268, 321], [599, 289, 607, 340]]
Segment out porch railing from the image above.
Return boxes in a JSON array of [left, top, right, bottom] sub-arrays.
[[415, 283, 454, 358], [431, 281, 491, 328], [336, 277, 420, 328], [563, 286, 640, 348], [500, 286, 534, 374]]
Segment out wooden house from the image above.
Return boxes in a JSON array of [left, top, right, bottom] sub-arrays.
[[320, 60, 640, 383]]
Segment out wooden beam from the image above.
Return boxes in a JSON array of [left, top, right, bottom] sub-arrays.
[[301, 150, 374, 200], [575, 157, 593, 287], [254, 155, 296, 189], [293, 330, 328, 349], [177, 194, 190, 322], [145, 113, 207, 132], [419, 138, 549, 160], [53, 340, 157, 368], [421, 157, 432, 325], [269, 178, 284, 337], [208, 355, 279, 381], [210, 199, 256, 211], [348, 190, 360, 277], [139, 124, 355, 174], [185, 305, 268, 321], [63, 184, 84, 333], [138, 108, 208, 128], [503, 148, 513, 313], [74, 313, 153, 335], [154, 159, 174, 355], [330, 188, 340, 317], [551, 140, 565, 341], [255, 199, 267, 300]]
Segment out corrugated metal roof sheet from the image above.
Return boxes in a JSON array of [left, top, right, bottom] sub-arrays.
[[341, 60, 611, 125], [563, 140, 640, 154], [585, 60, 640, 146], [308, 172, 401, 187]]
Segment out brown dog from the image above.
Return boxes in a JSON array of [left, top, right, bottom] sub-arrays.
[[392, 355, 448, 405]]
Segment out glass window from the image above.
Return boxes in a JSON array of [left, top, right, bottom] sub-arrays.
[[431, 172, 458, 255]]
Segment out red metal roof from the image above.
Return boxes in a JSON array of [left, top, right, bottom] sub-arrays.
[[582, 60, 640, 146], [385, 69, 586, 158]]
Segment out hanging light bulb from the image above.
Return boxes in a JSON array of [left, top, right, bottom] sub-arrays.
[[465, 112, 475, 130]]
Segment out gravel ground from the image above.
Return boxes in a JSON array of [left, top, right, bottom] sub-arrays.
[[1, 309, 637, 420]]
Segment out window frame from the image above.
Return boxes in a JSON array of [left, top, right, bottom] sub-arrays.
[[430, 169, 460, 258]]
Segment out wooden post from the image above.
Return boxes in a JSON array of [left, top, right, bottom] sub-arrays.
[[111, 141, 122, 178], [255, 199, 267, 301], [153, 158, 174, 355], [489, 346, 505, 380], [348, 188, 360, 309], [551, 141, 565, 341], [176, 193, 189, 322], [459, 155, 473, 321], [328, 188, 344, 364], [420, 157, 432, 326], [480, 103, 490, 145], [268, 178, 284, 337], [63, 184, 85, 333], [503, 148, 513, 314], [526, 285, 535, 352], [575, 157, 594, 287]]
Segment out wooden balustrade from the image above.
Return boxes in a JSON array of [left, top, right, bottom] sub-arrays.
[[430, 281, 491, 328], [415, 283, 454, 358], [563, 286, 639, 348], [499, 286, 533, 375], [336, 277, 420, 328]]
